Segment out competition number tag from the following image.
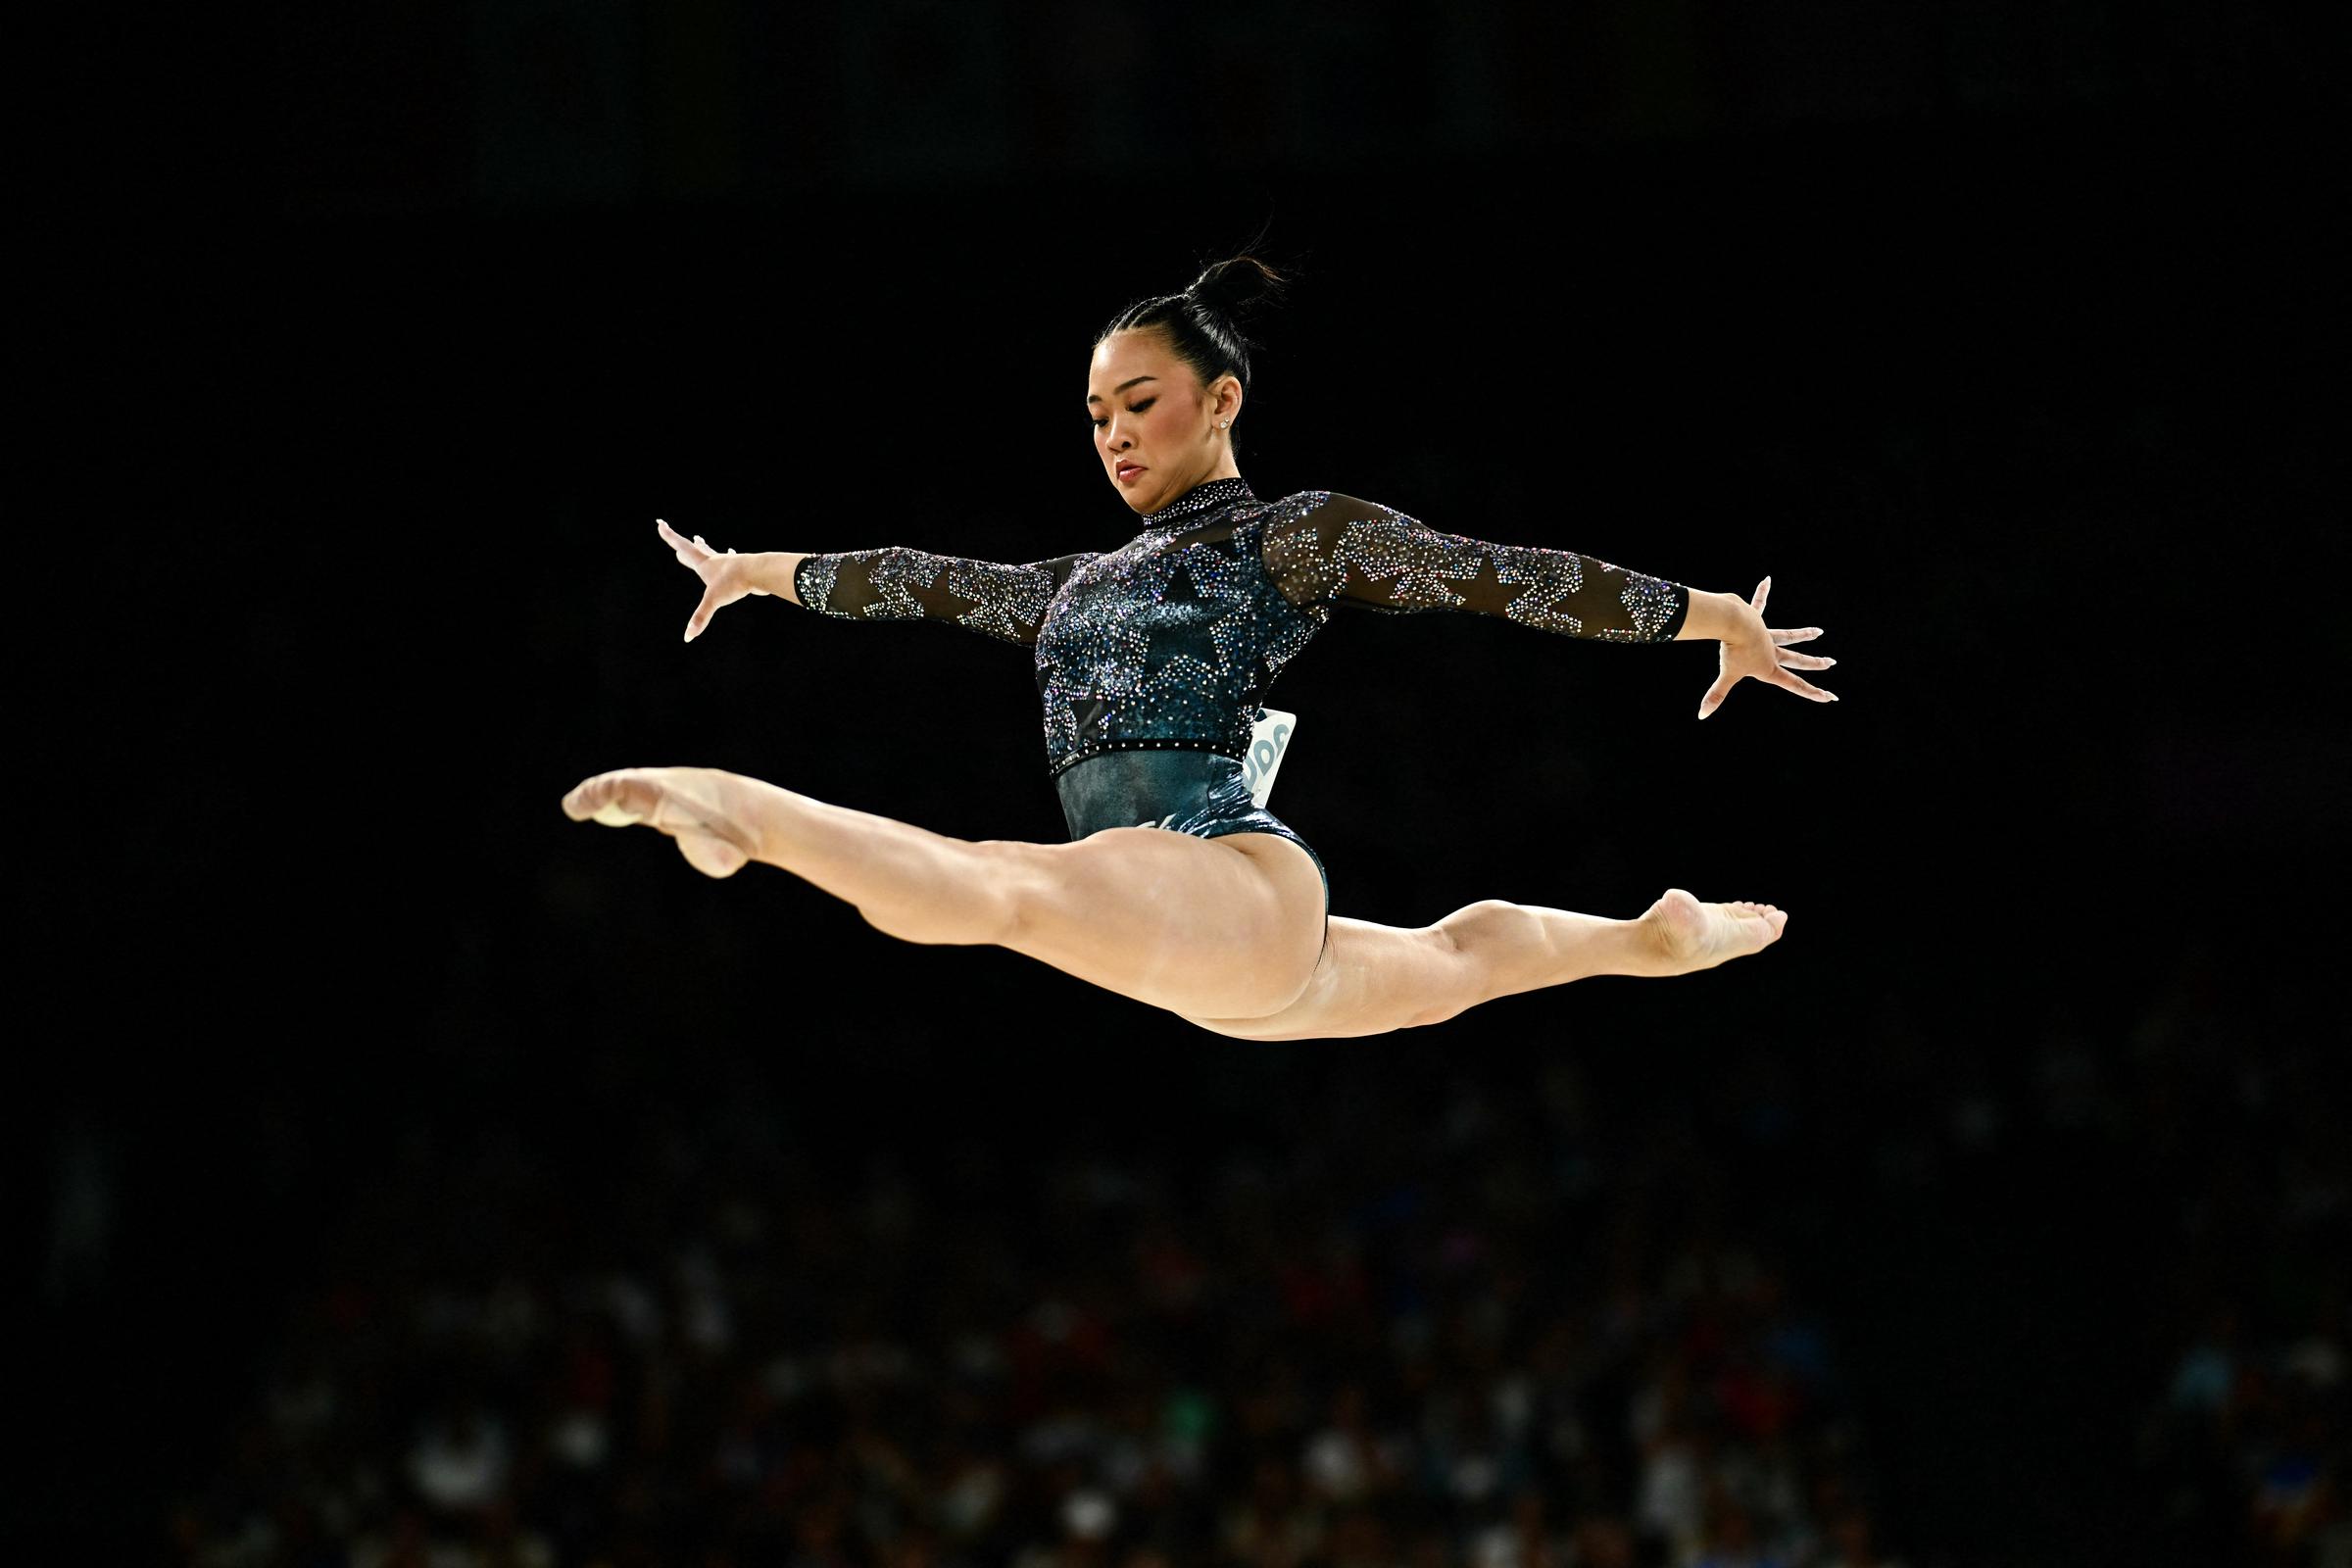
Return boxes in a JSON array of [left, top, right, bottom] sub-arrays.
[[1245, 708, 1296, 808]]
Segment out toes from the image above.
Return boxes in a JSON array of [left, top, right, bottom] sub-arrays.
[[564, 769, 654, 825], [561, 776, 604, 820]]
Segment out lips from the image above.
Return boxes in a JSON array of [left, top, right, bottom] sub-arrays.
[[1116, 463, 1147, 483]]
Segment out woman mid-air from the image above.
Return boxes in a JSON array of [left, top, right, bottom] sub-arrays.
[[562, 255, 1838, 1041]]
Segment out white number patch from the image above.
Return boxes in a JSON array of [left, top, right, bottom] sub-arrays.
[[1243, 708, 1296, 808]]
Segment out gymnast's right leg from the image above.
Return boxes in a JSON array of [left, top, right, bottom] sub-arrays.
[[560, 765, 1327, 1021]]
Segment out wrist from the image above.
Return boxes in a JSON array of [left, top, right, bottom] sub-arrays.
[[749, 552, 801, 600], [1674, 589, 1742, 642]]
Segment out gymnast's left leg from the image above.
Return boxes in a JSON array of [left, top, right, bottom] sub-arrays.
[[1181, 892, 1787, 1041]]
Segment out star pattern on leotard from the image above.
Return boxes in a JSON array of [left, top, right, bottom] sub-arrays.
[[1609, 569, 1686, 643], [945, 558, 1056, 642], [853, 548, 947, 620], [1050, 535, 1269, 756], [1492, 542, 1587, 636], [1259, 499, 1343, 604], [1180, 546, 1264, 688], [1260, 601, 1328, 675], [1330, 516, 1487, 610], [793, 480, 1690, 773], [795, 554, 844, 616], [1261, 494, 1690, 649], [1036, 549, 1160, 759], [801, 546, 1060, 645]]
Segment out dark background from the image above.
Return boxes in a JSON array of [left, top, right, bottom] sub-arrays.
[[28, 2, 2342, 1562]]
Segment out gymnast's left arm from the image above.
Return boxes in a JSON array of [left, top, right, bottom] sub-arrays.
[[1259, 492, 1837, 718]]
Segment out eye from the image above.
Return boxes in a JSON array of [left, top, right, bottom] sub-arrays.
[[1088, 398, 1156, 429]]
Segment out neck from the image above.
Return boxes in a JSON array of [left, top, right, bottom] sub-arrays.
[[1144, 469, 1252, 523], [1161, 461, 1245, 503]]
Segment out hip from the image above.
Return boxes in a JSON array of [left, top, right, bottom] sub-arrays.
[[1054, 750, 1328, 909]]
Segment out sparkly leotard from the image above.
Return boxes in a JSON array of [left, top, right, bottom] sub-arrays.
[[793, 476, 1692, 922]]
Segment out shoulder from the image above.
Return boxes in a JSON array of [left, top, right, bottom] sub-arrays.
[[1262, 488, 1336, 516], [1258, 490, 1400, 532], [1253, 489, 1371, 525], [1029, 549, 1103, 579]]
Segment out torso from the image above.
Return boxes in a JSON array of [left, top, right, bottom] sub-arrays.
[[1034, 478, 1331, 776]]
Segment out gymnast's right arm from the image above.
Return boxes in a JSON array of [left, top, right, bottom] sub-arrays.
[[657, 519, 1094, 648]]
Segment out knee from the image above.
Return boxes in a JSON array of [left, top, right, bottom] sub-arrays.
[[1411, 901, 1529, 1027], [1431, 899, 1535, 958], [985, 838, 1094, 945]]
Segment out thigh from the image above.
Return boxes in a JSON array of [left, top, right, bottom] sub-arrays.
[[1181, 914, 1469, 1041], [998, 826, 1328, 1019]]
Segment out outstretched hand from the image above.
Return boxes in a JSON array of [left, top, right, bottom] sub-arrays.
[[658, 518, 768, 643], [1696, 576, 1838, 720]]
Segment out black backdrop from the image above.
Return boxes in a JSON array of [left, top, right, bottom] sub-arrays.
[[26, 6, 2342, 1560]]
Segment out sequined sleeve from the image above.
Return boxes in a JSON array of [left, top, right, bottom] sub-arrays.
[[793, 548, 1097, 648], [1259, 492, 1690, 643]]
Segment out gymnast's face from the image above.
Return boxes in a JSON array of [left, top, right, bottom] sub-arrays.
[[1088, 328, 1243, 515]]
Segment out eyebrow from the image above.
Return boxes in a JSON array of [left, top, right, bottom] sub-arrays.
[[1085, 374, 1159, 405]]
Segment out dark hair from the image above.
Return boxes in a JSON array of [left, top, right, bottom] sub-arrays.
[[1098, 253, 1290, 451]]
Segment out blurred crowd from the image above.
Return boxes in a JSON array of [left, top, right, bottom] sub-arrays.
[[165, 929, 2343, 1568], [2132, 948, 2350, 1564], [168, 1040, 1901, 1568]]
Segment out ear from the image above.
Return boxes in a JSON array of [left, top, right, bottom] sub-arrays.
[[1212, 373, 1244, 422]]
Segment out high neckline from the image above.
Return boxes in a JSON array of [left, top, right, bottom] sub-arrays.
[[1140, 475, 1256, 526]]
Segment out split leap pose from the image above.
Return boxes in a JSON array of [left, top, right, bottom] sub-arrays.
[[563, 256, 1838, 1039]]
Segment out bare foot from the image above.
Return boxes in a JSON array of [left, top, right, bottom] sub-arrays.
[[1642, 887, 1787, 974], [562, 767, 760, 878]]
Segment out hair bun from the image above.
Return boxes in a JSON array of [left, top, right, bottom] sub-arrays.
[[1186, 255, 1287, 319]]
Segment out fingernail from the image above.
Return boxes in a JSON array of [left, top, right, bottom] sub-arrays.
[[1828, 693, 1839, 702]]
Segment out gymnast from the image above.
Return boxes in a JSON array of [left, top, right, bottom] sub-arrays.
[[562, 255, 1838, 1040]]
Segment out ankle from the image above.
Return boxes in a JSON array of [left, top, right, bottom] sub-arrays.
[[1623, 904, 1681, 978]]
